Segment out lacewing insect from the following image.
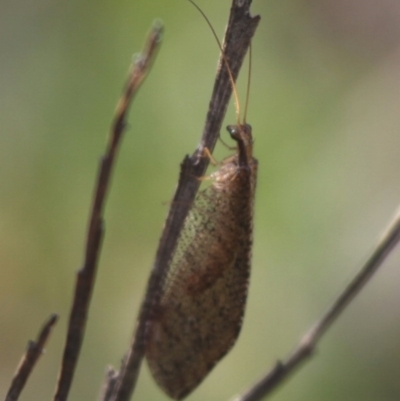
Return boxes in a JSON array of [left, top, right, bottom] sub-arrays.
[[145, 3, 258, 399]]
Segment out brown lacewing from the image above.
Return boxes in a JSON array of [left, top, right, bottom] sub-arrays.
[[146, 2, 257, 399]]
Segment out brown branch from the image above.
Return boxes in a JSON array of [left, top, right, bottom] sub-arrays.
[[233, 209, 400, 401], [109, 2, 260, 401], [52, 22, 163, 401], [5, 314, 58, 401], [98, 367, 119, 401]]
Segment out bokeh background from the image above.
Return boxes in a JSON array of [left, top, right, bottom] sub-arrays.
[[2, 0, 400, 400]]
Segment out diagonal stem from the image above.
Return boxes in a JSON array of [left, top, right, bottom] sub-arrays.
[[52, 22, 163, 401], [6, 314, 58, 401], [233, 209, 400, 401]]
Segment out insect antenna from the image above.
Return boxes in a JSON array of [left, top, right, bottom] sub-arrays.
[[187, 0, 242, 125], [243, 44, 252, 124]]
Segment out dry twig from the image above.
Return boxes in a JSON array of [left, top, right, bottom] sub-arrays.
[[98, 367, 119, 401], [6, 314, 58, 401], [233, 210, 400, 401], [52, 22, 163, 401]]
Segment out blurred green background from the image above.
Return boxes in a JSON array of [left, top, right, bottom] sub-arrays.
[[2, 0, 400, 400]]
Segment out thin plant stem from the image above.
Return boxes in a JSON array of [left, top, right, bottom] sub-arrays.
[[98, 367, 119, 401], [52, 22, 163, 401], [233, 209, 400, 401], [6, 314, 58, 401]]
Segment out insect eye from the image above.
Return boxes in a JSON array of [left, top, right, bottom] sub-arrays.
[[226, 125, 240, 141]]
